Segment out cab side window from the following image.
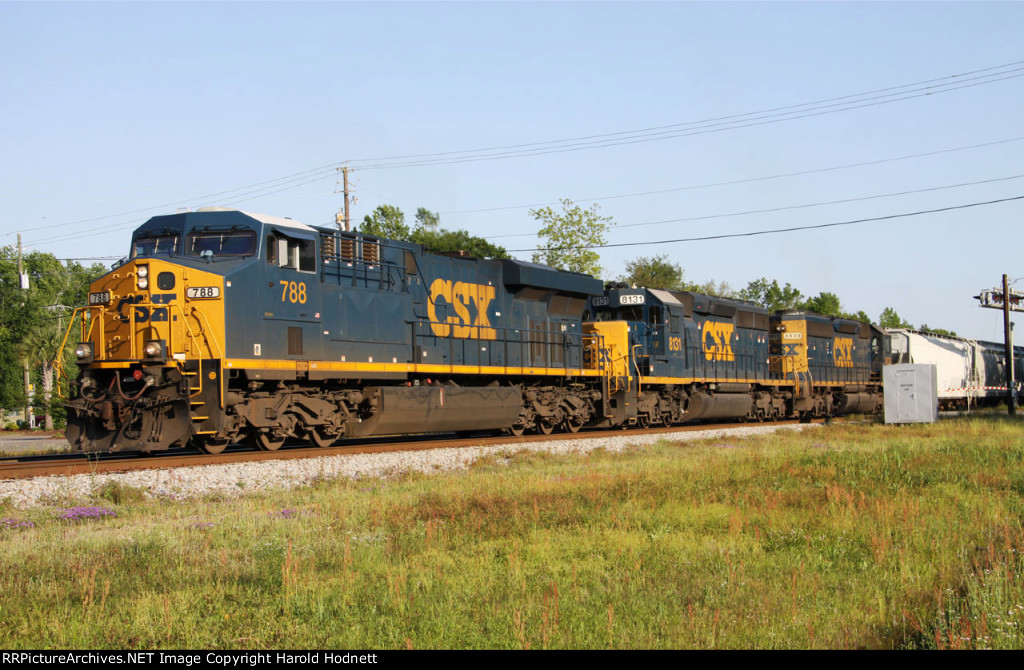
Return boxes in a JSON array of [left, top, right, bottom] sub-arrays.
[[266, 232, 316, 273]]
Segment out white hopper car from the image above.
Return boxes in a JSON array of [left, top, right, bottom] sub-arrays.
[[886, 329, 1023, 409]]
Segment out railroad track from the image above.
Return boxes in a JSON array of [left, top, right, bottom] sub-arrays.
[[0, 419, 822, 481]]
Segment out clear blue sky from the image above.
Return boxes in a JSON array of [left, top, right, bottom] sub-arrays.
[[2, 1, 1022, 340]]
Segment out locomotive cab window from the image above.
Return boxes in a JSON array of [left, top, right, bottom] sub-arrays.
[[266, 232, 316, 273], [132, 233, 179, 257], [187, 230, 256, 258]]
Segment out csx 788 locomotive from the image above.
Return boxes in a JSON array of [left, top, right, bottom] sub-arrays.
[[61, 208, 882, 454]]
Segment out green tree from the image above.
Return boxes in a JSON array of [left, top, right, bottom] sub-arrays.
[[415, 208, 440, 232], [738, 278, 804, 311], [878, 307, 913, 329], [919, 324, 958, 337], [359, 205, 506, 258], [619, 255, 685, 289], [800, 291, 843, 317], [692, 279, 736, 298], [411, 228, 508, 260], [361, 204, 410, 240], [19, 323, 74, 430], [0, 248, 106, 417], [530, 199, 613, 276], [619, 255, 734, 296]]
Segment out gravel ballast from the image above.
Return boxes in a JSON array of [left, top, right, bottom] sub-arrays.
[[0, 424, 821, 509]]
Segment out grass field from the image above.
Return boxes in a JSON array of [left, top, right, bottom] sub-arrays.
[[0, 416, 1022, 649]]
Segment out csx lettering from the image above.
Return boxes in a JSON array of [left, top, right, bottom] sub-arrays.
[[703, 321, 735, 361], [833, 337, 854, 368], [116, 294, 176, 323], [427, 279, 496, 339]]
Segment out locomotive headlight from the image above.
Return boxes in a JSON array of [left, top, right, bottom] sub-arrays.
[[137, 265, 149, 278], [137, 276, 149, 289], [137, 265, 149, 290], [75, 343, 93, 363], [143, 339, 166, 361]]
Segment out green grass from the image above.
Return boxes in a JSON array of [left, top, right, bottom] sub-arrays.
[[1, 416, 1022, 649]]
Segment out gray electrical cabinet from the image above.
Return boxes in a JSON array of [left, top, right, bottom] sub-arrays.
[[884, 364, 938, 424]]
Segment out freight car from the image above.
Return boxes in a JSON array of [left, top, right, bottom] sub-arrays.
[[59, 208, 883, 454], [886, 328, 1023, 409]]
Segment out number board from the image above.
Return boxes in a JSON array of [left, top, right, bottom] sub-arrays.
[[618, 294, 645, 305], [592, 296, 610, 307], [186, 286, 221, 300]]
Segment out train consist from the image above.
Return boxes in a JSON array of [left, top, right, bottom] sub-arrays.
[[60, 208, 884, 453], [886, 328, 1023, 410]]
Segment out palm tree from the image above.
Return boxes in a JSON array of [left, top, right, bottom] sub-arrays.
[[19, 321, 74, 431]]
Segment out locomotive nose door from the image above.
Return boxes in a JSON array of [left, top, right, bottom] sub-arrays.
[[263, 228, 323, 362]]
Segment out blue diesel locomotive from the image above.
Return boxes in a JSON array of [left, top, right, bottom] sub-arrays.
[[60, 208, 882, 453]]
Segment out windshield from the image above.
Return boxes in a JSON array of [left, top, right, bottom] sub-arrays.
[[132, 234, 179, 257], [187, 231, 257, 257]]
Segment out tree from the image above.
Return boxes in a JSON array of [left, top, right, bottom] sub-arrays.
[[358, 205, 506, 258], [919, 324, 958, 337], [800, 291, 843, 317], [878, 307, 913, 329], [411, 228, 508, 259], [360, 205, 410, 240], [19, 323, 74, 431], [415, 208, 440, 232], [619, 255, 685, 289], [0, 248, 106, 419], [738, 278, 804, 311], [692, 279, 736, 298], [530, 199, 613, 276]]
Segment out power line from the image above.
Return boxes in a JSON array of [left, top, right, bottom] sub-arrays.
[[444, 135, 1024, 216], [509, 194, 1024, 252], [346, 59, 1024, 168], [349, 67, 1024, 170], [489, 173, 1024, 239], [9, 58, 1023, 241]]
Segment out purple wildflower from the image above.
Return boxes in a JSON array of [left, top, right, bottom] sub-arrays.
[[58, 506, 117, 521], [188, 522, 215, 530], [0, 518, 36, 530]]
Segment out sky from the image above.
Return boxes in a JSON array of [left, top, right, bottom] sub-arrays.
[[1, 1, 1022, 341]]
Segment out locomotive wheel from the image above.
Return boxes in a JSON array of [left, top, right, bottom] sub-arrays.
[[253, 430, 285, 451], [308, 426, 339, 448], [200, 435, 230, 455], [537, 420, 554, 435], [564, 417, 584, 433], [637, 414, 650, 429], [509, 423, 526, 437]]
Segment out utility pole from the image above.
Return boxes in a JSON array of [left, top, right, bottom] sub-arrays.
[[335, 166, 353, 232], [974, 275, 1022, 415], [17, 234, 31, 426], [1003, 274, 1017, 415]]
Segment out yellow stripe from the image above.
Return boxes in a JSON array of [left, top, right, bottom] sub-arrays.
[[642, 376, 867, 388], [642, 375, 793, 386], [224, 358, 602, 378]]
